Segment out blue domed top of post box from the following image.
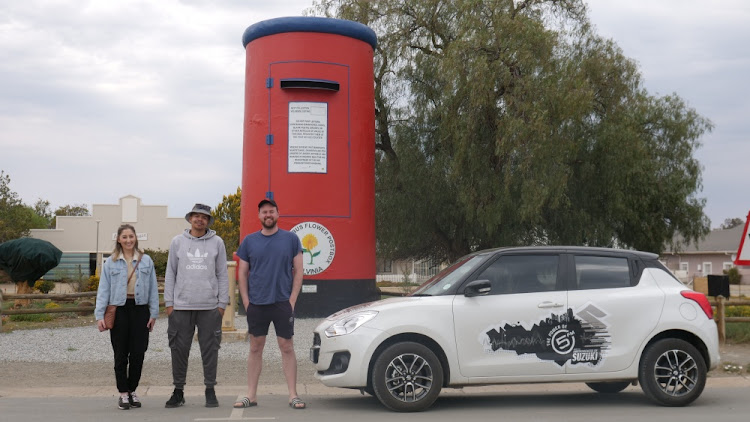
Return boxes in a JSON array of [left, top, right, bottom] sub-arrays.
[[242, 16, 377, 49]]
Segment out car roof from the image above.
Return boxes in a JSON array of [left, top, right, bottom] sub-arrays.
[[474, 246, 659, 260]]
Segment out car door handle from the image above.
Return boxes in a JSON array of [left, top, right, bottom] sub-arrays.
[[537, 301, 564, 308]]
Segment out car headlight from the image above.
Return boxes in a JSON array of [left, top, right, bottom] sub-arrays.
[[324, 311, 378, 337]]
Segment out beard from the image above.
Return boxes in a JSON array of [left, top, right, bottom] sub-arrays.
[[262, 217, 277, 229]]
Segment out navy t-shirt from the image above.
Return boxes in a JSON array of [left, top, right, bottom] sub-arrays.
[[236, 229, 302, 305]]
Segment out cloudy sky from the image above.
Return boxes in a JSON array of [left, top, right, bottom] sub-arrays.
[[1, 0, 748, 229]]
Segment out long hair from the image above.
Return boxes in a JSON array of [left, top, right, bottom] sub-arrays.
[[111, 224, 142, 260]]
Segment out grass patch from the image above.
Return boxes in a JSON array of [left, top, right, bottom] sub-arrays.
[[10, 313, 56, 322], [726, 322, 750, 343]]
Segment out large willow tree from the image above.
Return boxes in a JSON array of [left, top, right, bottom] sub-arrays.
[[311, 0, 712, 262]]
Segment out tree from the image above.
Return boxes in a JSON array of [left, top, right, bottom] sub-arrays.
[[50, 203, 90, 227], [720, 218, 744, 230], [212, 187, 241, 260], [314, 0, 712, 262], [0, 171, 48, 242]]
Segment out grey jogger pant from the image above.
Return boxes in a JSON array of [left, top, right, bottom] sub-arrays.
[[167, 309, 222, 388]]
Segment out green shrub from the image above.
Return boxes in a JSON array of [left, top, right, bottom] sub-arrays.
[[10, 313, 54, 322], [723, 267, 742, 285], [726, 306, 750, 318], [726, 323, 750, 343], [87, 275, 99, 292], [33, 279, 56, 294], [143, 248, 168, 277]]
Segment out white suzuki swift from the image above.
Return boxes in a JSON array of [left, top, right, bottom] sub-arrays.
[[310, 246, 720, 412]]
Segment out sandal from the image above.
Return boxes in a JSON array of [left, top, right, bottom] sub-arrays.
[[289, 397, 306, 409], [233, 397, 257, 408]]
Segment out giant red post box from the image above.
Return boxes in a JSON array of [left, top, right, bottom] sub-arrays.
[[240, 17, 379, 317]]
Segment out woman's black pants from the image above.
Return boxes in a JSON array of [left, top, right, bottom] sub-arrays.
[[109, 299, 150, 393]]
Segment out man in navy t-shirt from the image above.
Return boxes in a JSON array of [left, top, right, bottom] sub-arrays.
[[234, 198, 305, 410]]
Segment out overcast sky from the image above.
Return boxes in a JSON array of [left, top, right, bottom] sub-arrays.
[[1, 0, 748, 229]]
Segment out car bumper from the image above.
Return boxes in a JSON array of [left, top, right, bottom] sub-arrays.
[[310, 325, 386, 388]]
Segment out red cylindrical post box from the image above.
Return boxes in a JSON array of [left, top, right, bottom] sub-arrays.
[[241, 17, 378, 317]]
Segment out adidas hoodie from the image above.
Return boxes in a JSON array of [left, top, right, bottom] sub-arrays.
[[164, 229, 229, 310]]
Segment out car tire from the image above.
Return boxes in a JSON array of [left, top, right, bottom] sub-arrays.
[[639, 338, 707, 406], [371, 341, 443, 412], [585, 381, 631, 394]]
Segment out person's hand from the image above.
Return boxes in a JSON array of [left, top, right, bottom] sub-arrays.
[[96, 319, 107, 332], [147, 318, 156, 332], [166, 306, 173, 316], [217, 307, 225, 317]]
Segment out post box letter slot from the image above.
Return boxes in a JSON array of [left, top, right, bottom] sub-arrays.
[[280, 78, 340, 91]]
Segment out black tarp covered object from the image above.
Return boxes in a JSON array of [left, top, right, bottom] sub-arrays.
[[0, 238, 62, 285]]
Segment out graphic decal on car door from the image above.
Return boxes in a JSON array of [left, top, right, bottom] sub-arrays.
[[480, 304, 610, 366]]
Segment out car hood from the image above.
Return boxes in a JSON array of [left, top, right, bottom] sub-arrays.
[[324, 296, 425, 320]]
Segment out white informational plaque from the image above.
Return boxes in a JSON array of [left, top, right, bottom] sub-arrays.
[[288, 102, 328, 173]]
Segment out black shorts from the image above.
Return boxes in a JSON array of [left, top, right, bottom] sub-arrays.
[[246, 301, 295, 339]]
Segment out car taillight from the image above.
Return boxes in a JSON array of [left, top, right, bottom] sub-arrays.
[[681, 290, 713, 319]]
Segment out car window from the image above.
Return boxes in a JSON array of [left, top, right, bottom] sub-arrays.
[[474, 254, 559, 295], [411, 255, 486, 296], [575, 255, 631, 289]]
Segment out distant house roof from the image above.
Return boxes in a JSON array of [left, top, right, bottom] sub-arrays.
[[663, 225, 745, 254]]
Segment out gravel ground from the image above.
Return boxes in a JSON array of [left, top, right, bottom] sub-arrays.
[[0, 316, 326, 389], [1, 315, 748, 391]]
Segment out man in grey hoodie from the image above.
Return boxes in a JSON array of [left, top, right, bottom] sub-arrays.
[[164, 203, 229, 408]]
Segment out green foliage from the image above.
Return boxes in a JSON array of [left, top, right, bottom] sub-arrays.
[[212, 187, 241, 260], [143, 248, 168, 277], [33, 279, 56, 294], [0, 171, 49, 242], [10, 313, 55, 322], [723, 267, 742, 285], [726, 323, 750, 344], [8, 300, 56, 322], [720, 218, 745, 230], [315, 0, 712, 262], [87, 275, 100, 292], [726, 306, 750, 318], [50, 203, 90, 228]]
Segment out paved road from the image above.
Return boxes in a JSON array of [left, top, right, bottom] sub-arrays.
[[2, 378, 750, 422]]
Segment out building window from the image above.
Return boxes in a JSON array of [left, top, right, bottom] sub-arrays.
[[679, 262, 688, 272], [703, 262, 713, 276], [723, 262, 733, 271], [377, 259, 393, 273]]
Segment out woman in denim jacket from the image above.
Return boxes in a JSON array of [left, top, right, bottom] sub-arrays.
[[95, 224, 159, 410]]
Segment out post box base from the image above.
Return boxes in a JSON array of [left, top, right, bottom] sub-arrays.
[[294, 279, 380, 318]]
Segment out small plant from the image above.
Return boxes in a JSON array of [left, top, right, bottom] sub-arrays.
[[87, 275, 100, 292], [34, 279, 56, 294], [67, 346, 78, 352], [723, 267, 742, 285], [44, 302, 60, 309]]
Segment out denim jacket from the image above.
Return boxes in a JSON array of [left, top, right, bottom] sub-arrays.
[[95, 252, 159, 320]]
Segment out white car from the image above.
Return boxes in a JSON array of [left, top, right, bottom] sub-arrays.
[[310, 246, 720, 412]]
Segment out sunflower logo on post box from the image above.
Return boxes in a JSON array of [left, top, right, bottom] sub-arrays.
[[302, 233, 320, 265], [291, 222, 336, 276]]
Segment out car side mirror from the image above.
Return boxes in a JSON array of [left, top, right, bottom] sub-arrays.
[[464, 279, 491, 297]]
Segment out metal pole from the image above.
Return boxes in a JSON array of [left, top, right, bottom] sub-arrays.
[[95, 220, 101, 275]]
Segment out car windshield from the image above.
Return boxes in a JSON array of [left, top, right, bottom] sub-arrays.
[[410, 254, 486, 296]]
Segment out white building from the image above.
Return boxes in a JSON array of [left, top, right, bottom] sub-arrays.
[[30, 195, 189, 279]]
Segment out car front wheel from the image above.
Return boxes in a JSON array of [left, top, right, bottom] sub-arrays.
[[585, 381, 631, 394], [371, 341, 443, 412], [639, 338, 707, 406]]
